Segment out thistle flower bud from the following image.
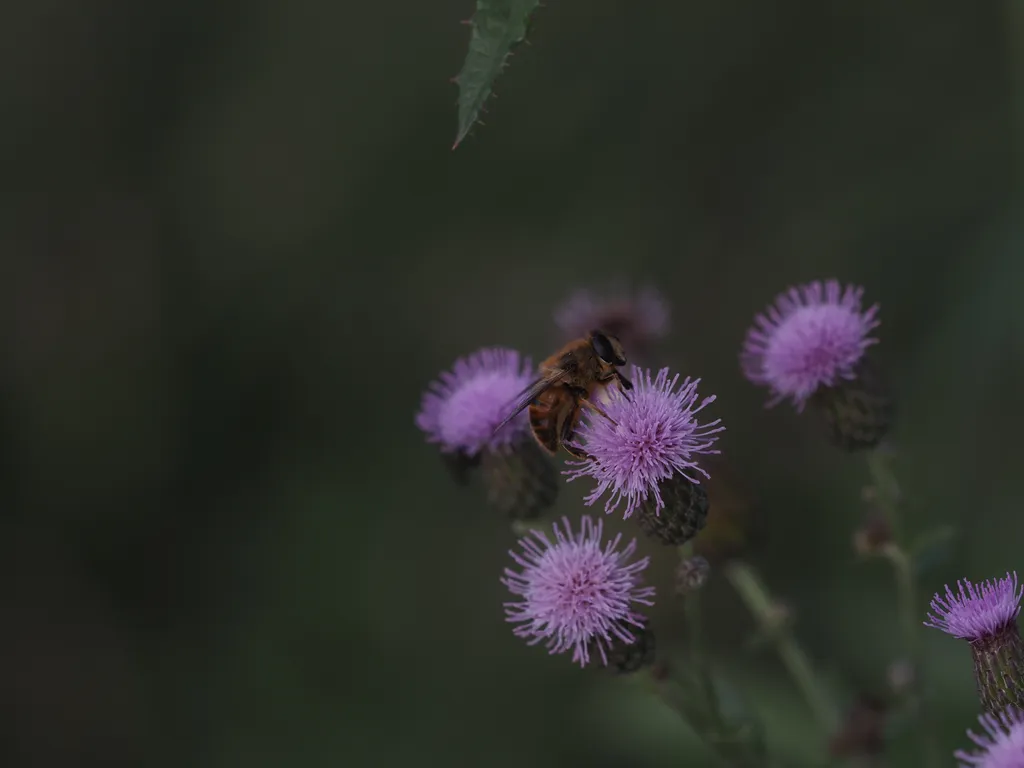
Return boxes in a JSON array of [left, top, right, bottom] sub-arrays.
[[604, 626, 657, 674], [925, 572, 1024, 715], [480, 437, 559, 521], [810, 356, 894, 452], [852, 513, 893, 557], [633, 475, 709, 546], [676, 555, 711, 594]]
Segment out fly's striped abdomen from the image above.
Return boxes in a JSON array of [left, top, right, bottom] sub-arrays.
[[528, 386, 573, 454]]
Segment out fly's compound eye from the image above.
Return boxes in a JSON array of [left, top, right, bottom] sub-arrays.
[[590, 329, 627, 366]]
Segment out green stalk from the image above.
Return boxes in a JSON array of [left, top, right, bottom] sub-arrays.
[[725, 560, 840, 736], [865, 451, 939, 768]]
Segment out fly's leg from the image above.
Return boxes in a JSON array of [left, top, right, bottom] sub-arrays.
[[559, 414, 593, 461], [578, 396, 617, 425]]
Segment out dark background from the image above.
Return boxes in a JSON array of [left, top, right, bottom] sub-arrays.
[[3, 1, 1023, 766]]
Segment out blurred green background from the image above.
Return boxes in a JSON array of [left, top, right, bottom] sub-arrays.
[[3, 1, 1023, 766]]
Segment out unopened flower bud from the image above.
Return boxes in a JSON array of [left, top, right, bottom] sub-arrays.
[[676, 555, 711, 594], [852, 514, 893, 557]]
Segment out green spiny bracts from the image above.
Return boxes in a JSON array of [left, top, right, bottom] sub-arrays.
[[635, 475, 709, 546], [480, 436, 558, 521], [970, 625, 1024, 716], [810, 356, 894, 452], [604, 626, 656, 674]]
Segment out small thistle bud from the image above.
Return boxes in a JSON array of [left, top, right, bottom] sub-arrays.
[[852, 513, 893, 557], [925, 572, 1024, 715], [604, 626, 657, 674], [810, 356, 894, 451], [634, 475, 709, 546], [480, 437, 559, 521], [676, 555, 711, 594]]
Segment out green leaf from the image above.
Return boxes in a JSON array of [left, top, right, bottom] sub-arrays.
[[452, 0, 541, 149]]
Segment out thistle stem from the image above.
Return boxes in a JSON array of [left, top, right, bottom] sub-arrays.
[[725, 560, 840, 736], [865, 450, 939, 768]]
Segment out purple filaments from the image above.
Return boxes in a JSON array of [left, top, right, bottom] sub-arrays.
[[501, 516, 655, 667], [924, 573, 1023, 642], [956, 708, 1024, 768], [415, 347, 534, 455], [565, 367, 724, 519], [740, 279, 880, 410]]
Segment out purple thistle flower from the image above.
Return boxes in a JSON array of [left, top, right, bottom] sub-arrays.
[[924, 573, 1023, 641], [740, 279, 880, 410], [415, 347, 534, 455], [956, 708, 1024, 768], [926, 573, 1024, 716], [554, 285, 669, 354], [564, 367, 724, 520], [501, 515, 655, 667]]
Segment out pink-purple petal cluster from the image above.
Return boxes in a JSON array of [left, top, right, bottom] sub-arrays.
[[554, 286, 669, 345], [924, 573, 1023, 641], [415, 347, 534, 455], [956, 708, 1024, 768], [565, 367, 724, 519], [740, 279, 880, 410], [502, 515, 655, 667]]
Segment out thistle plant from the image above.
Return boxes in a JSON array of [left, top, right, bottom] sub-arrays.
[[415, 272, 1004, 767]]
